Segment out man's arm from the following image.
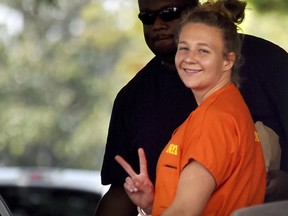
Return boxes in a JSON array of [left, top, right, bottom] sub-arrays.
[[94, 185, 138, 216], [265, 170, 288, 202]]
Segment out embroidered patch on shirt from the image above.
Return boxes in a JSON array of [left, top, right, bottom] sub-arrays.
[[254, 131, 260, 142], [166, 144, 178, 155]]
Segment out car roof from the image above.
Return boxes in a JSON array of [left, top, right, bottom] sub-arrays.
[[0, 167, 108, 195]]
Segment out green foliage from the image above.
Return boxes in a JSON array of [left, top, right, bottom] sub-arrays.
[[0, 0, 150, 169], [243, 1, 288, 51], [250, 0, 288, 12]]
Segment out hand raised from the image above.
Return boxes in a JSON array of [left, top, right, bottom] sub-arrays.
[[115, 148, 154, 209]]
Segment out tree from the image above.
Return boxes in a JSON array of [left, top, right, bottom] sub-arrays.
[[251, 0, 288, 12], [0, 0, 152, 169]]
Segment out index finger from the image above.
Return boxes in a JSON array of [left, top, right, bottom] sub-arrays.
[[115, 155, 137, 178]]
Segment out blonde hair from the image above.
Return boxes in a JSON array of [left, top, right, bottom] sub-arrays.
[[176, 0, 247, 86]]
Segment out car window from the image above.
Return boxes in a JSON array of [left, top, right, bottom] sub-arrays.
[[0, 186, 102, 216]]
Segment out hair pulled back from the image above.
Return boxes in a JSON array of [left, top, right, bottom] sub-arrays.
[[177, 0, 247, 85]]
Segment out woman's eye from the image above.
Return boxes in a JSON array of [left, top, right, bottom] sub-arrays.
[[199, 49, 209, 54], [178, 46, 188, 51]]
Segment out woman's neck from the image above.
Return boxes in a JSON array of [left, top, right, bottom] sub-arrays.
[[193, 81, 232, 105]]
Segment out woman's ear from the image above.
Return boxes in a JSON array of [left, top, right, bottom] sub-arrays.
[[223, 52, 236, 72]]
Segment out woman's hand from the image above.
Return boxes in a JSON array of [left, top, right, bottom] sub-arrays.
[[115, 148, 154, 210]]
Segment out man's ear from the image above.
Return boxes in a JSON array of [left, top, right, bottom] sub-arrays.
[[223, 52, 236, 71]]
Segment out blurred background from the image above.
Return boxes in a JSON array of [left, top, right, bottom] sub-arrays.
[[0, 0, 287, 174]]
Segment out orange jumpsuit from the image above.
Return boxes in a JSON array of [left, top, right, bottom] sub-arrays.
[[152, 84, 266, 216]]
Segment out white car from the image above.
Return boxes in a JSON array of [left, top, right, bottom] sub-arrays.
[[0, 167, 108, 216]]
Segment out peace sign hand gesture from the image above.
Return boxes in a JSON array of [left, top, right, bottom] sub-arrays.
[[115, 148, 154, 210]]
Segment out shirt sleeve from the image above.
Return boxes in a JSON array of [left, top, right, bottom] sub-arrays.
[[181, 110, 240, 187], [100, 87, 132, 185]]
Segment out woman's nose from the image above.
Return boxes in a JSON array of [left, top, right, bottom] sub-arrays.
[[184, 52, 197, 63]]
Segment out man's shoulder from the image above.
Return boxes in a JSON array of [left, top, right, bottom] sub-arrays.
[[134, 56, 161, 77], [241, 34, 287, 55], [116, 57, 161, 96], [122, 57, 161, 86]]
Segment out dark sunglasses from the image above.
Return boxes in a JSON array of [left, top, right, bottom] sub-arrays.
[[138, 7, 183, 25]]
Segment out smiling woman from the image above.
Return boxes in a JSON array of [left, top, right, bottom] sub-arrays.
[[175, 22, 235, 103], [114, 1, 266, 216]]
